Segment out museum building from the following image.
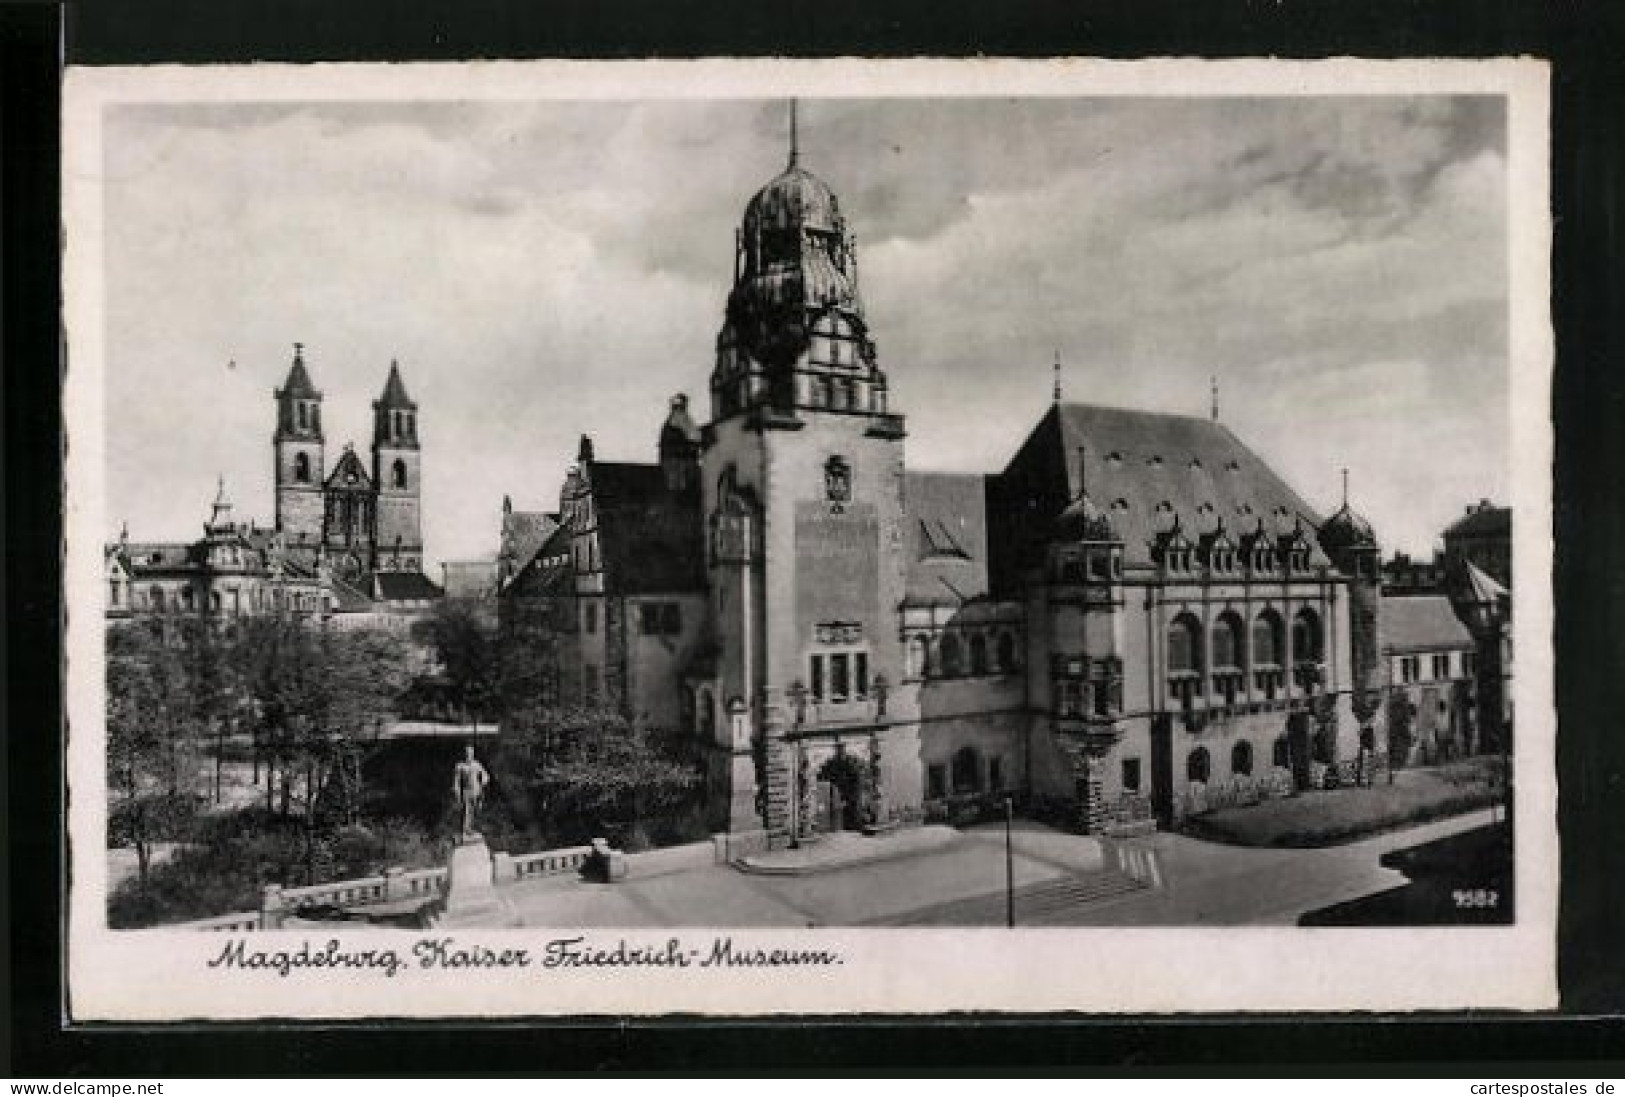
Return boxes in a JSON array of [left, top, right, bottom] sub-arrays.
[[499, 132, 1396, 848]]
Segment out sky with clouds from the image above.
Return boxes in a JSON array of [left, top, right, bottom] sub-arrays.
[[102, 95, 1508, 568]]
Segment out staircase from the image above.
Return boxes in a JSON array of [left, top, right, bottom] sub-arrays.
[[864, 867, 1147, 926]]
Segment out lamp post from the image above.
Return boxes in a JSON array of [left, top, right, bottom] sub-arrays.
[[1004, 795, 1015, 928], [786, 680, 809, 847]]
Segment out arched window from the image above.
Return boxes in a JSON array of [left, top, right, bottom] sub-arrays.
[[1273, 737, 1290, 768], [392, 458, 408, 489], [697, 689, 716, 739], [1212, 612, 1245, 670], [150, 586, 165, 610], [180, 587, 194, 609], [996, 632, 1017, 674], [294, 452, 311, 483], [209, 591, 222, 613], [1292, 608, 1323, 664], [969, 632, 989, 675], [1231, 740, 1254, 776], [1167, 613, 1204, 675], [1187, 747, 1211, 783], [939, 633, 964, 677], [951, 746, 981, 794], [296, 403, 308, 430], [1252, 610, 1284, 667]]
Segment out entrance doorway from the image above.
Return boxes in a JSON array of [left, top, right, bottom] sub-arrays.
[[817, 753, 865, 832], [1287, 712, 1312, 791], [1149, 715, 1175, 827]]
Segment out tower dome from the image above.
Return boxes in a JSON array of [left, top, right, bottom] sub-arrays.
[[742, 164, 845, 238], [1317, 501, 1377, 554], [1054, 492, 1119, 543]]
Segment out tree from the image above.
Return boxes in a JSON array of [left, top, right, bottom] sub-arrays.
[[229, 616, 413, 881], [424, 597, 499, 730], [106, 621, 207, 884], [498, 706, 702, 850]]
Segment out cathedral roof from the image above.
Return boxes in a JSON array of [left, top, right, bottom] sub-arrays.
[[278, 348, 320, 399], [1457, 559, 1509, 604], [325, 448, 372, 490], [376, 361, 416, 409], [904, 471, 992, 605], [1379, 594, 1474, 655], [988, 403, 1329, 589], [588, 462, 707, 595]]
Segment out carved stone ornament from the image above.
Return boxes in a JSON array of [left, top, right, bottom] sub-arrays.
[[824, 455, 852, 505], [815, 621, 863, 645]]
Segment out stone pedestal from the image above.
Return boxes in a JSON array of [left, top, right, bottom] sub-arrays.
[[441, 835, 507, 924]]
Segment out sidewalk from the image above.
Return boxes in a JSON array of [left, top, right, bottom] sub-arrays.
[[736, 825, 958, 875]]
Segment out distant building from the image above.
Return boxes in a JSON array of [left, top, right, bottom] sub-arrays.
[[1378, 595, 1479, 763], [499, 130, 1408, 848], [106, 479, 331, 622], [1443, 499, 1511, 588], [109, 346, 443, 624], [441, 560, 501, 602]]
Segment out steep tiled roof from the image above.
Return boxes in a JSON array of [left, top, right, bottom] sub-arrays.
[[1379, 595, 1474, 654], [990, 403, 1327, 591], [590, 461, 706, 595], [500, 509, 560, 572], [374, 570, 442, 603], [278, 353, 319, 398], [904, 471, 991, 604], [121, 542, 198, 570]]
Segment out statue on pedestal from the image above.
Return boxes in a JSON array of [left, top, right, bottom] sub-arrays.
[[452, 743, 490, 842]]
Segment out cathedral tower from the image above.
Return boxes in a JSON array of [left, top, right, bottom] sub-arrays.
[[371, 360, 423, 571], [700, 106, 909, 843], [273, 343, 325, 546]]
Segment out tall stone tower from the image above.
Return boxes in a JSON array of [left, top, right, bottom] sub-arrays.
[[273, 343, 325, 546], [699, 108, 909, 843], [371, 360, 423, 571], [1319, 480, 1384, 750]]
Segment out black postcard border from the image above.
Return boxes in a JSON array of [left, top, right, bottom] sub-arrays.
[[9, 0, 1625, 1075]]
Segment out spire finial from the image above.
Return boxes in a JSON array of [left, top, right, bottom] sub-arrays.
[[788, 99, 799, 168], [1052, 350, 1062, 404], [293, 342, 304, 362], [1211, 374, 1219, 421], [1076, 444, 1088, 499], [1341, 467, 1349, 508]]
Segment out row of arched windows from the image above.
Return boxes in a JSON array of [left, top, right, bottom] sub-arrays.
[[906, 628, 1021, 680], [1186, 740, 1255, 783], [1166, 606, 1323, 674]]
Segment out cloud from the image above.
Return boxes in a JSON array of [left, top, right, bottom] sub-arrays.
[[99, 95, 1510, 564]]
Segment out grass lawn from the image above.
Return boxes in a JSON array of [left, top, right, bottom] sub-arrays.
[[1184, 757, 1506, 848]]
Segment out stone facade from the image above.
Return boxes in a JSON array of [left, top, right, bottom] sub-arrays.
[[497, 128, 1470, 848]]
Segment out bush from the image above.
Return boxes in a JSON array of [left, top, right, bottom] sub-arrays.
[[109, 809, 440, 928]]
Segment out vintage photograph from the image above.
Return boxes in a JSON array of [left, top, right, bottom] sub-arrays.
[[64, 60, 1555, 1017]]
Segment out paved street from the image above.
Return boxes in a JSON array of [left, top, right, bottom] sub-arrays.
[[496, 808, 1500, 928]]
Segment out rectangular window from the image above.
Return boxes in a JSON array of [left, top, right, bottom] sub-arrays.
[[639, 601, 681, 636], [830, 653, 851, 701], [1433, 654, 1450, 679], [583, 664, 600, 706], [109, 581, 121, 607], [1464, 652, 1476, 676], [1122, 757, 1142, 793], [584, 602, 598, 633], [989, 756, 1004, 790], [810, 655, 825, 702], [926, 764, 947, 800], [855, 652, 869, 698]]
